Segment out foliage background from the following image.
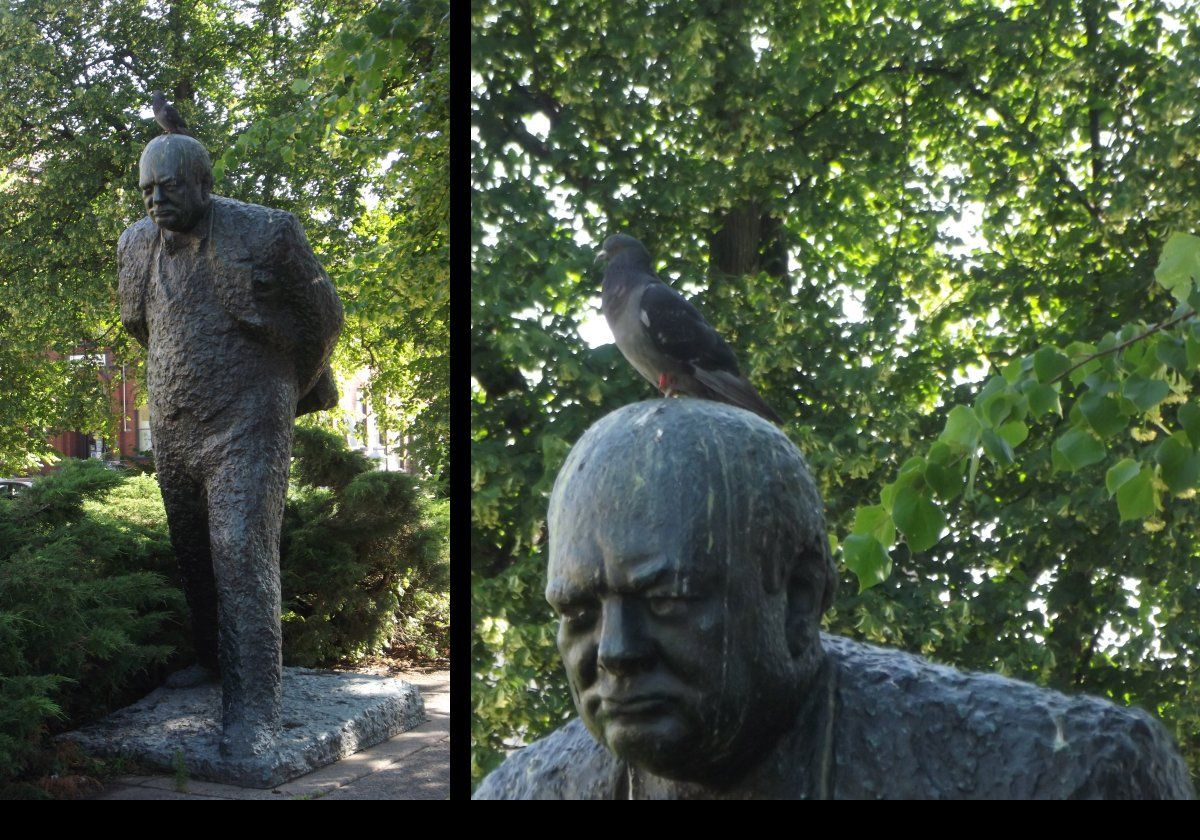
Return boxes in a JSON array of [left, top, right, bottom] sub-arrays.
[[472, 0, 1200, 787], [0, 0, 448, 480]]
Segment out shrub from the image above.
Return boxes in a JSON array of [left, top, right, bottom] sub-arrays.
[[0, 461, 184, 787], [0, 432, 450, 791], [281, 427, 449, 666]]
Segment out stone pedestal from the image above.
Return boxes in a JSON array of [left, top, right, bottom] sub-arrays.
[[63, 668, 426, 789]]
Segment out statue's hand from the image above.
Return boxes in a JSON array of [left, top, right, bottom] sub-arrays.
[[251, 268, 283, 303]]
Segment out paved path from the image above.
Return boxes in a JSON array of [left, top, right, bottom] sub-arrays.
[[91, 669, 449, 800]]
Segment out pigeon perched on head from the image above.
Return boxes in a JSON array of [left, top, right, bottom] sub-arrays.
[[597, 233, 783, 424], [151, 91, 192, 137]]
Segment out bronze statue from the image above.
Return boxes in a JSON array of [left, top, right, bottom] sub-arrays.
[[475, 399, 1195, 799], [118, 132, 342, 759]]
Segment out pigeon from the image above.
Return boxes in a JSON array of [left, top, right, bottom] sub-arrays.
[[151, 91, 192, 136], [597, 233, 783, 424]]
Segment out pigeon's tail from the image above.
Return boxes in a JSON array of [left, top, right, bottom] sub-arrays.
[[692, 368, 783, 425]]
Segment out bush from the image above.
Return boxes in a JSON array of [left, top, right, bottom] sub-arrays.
[[392, 497, 449, 662], [281, 427, 449, 666], [0, 461, 184, 788], [0, 433, 450, 792]]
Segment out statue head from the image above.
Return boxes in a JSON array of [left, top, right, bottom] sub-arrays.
[[546, 399, 838, 786], [138, 134, 213, 233]]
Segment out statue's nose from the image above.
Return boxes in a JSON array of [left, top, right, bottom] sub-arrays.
[[596, 599, 653, 676]]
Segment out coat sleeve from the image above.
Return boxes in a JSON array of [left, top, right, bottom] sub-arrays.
[[472, 719, 624, 800], [117, 223, 150, 348], [268, 212, 344, 400]]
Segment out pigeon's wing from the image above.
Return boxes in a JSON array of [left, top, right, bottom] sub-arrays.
[[638, 281, 741, 374]]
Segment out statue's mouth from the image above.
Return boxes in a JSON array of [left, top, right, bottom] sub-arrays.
[[599, 694, 672, 720]]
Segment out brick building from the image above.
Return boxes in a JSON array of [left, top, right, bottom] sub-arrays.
[[41, 349, 144, 470]]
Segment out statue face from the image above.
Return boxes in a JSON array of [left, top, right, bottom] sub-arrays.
[[547, 485, 799, 785], [138, 142, 210, 233]]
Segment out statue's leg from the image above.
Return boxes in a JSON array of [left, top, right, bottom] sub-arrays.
[[155, 434, 220, 672], [204, 419, 292, 759]]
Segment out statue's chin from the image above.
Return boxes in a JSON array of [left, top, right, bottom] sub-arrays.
[[601, 715, 720, 781], [152, 213, 193, 233]]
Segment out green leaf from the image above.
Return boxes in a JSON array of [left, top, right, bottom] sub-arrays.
[[1187, 332, 1200, 371], [891, 487, 947, 553], [1123, 376, 1170, 411], [290, 78, 311, 94], [1156, 337, 1188, 372], [1025, 382, 1061, 418], [1180, 402, 1200, 447], [981, 392, 1015, 427], [927, 441, 953, 466], [880, 481, 899, 513], [1105, 458, 1142, 497], [1001, 355, 1030, 383], [850, 504, 895, 546], [1156, 432, 1200, 494], [1032, 347, 1069, 383], [998, 419, 1029, 448], [1115, 466, 1157, 521], [842, 533, 892, 592], [924, 460, 962, 500], [1078, 392, 1128, 438], [1054, 429, 1106, 472], [1154, 232, 1200, 301], [939, 405, 982, 452], [982, 427, 1015, 465]]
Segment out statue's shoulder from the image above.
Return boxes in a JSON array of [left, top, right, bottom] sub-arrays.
[[211, 195, 299, 238], [117, 215, 156, 258], [473, 718, 623, 800], [823, 634, 1194, 799]]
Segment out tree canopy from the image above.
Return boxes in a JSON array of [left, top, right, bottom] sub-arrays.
[[472, 0, 1200, 786], [0, 0, 448, 479]]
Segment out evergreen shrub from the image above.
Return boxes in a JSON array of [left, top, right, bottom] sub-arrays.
[[281, 427, 449, 666], [0, 461, 183, 788]]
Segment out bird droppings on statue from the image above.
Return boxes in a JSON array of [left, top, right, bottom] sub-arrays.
[[597, 233, 783, 424]]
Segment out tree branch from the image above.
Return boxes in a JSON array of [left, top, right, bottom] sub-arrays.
[[1051, 306, 1198, 385]]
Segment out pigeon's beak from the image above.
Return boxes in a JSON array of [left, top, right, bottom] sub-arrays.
[[594, 248, 608, 266]]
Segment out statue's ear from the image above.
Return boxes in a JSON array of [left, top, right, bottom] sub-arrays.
[[784, 553, 822, 658]]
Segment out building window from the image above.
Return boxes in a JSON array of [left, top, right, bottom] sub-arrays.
[[138, 410, 153, 453]]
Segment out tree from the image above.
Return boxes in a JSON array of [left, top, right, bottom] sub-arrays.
[[472, 0, 1200, 785], [0, 0, 448, 478]]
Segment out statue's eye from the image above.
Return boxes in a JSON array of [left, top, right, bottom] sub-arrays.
[[558, 603, 597, 628], [646, 596, 688, 618]]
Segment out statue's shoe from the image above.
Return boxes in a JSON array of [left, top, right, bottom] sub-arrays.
[[219, 721, 279, 760]]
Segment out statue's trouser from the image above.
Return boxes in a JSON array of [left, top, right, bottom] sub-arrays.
[[151, 386, 295, 758]]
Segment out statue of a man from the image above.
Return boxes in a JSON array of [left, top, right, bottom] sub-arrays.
[[474, 399, 1195, 799], [118, 133, 343, 759]]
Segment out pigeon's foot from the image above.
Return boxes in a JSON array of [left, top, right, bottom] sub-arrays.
[[657, 372, 677, 396]]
